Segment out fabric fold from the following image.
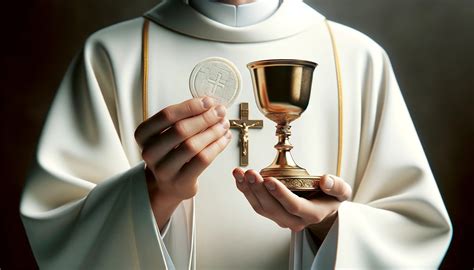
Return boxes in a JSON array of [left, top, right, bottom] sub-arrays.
[[20, 34, 179, 269]]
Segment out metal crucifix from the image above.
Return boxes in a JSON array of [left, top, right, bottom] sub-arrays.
[[229, 103, 263, 166]]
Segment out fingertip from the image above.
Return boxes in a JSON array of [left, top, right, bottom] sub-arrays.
[[236, 168, 246, 175], [215, 104, 227, 118], [225, 130, 232, 140], [244, 170, 259, 184], [263, 176, 278, 184], [232, 168, 244, 180], [264, 178, 289, 199], [232, 167, 238, 175], [201, 96, 215, 109], [235, 176, 244, 184], [244, 169, 258, 179], [235, 173, 250, 192], [341, 182, 353, 201], [247, 169, 261, 177], [234, 177, 245, 192], [320, 174, 334, 190], [268, 177, 286, 191], [320, 174, 330, 182], [263, 177, 276, 191], [232, 167, 242, 174]]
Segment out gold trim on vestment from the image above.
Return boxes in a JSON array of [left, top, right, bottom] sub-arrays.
[[142, 19, 150, 121], [325, 20, 344, 177]]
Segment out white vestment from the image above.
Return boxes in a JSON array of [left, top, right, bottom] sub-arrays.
[[20, 0, 452, 269]]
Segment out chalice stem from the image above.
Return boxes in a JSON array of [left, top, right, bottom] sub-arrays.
[[273, 123, 297, 167], [275, 123, 292, 150]]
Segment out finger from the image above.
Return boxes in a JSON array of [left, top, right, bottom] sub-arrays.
[[320, 174, 352, 201], [135, 96, 215, 146], [233, 168, 265, 215], [232, 167, 246, 185], [141, 104, 226, 165], [245, 170, 304, 231], [157, 118, 230, 175], [234, 170, 303, 231], [264, 177, 331, 224], [178, 130, 232, 181]]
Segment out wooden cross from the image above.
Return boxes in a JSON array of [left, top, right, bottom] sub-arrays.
[[229, 103, 263, 166]]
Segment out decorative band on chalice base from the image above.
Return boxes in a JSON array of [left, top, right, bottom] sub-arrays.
[[247, 59, 320, 198]]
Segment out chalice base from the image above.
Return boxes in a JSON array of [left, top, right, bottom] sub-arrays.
[[260, 166, 320, 199]]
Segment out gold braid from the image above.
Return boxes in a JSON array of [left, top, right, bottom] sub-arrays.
[[325, 19, 344, 177]]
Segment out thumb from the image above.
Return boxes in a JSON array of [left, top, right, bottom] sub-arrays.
[[320, 174, 352, 202]]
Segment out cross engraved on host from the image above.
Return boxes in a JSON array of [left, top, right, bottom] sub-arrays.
[[207, 72, 226, 95], [229, 103, 263, 166]]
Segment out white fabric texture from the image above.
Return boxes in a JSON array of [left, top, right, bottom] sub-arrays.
[[20, 1, 452, 269]]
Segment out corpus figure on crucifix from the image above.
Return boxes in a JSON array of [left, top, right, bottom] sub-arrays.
[[229, 102, 263, 166], [231, 121, 258, 156]]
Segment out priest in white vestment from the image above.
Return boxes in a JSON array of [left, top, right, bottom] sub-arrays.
[[20, 0, 453, 269]]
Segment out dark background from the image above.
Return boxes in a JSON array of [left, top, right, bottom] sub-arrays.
[[1, 0, 472, 269]]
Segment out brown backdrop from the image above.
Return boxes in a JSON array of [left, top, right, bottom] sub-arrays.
[[1, 0, 472, 269]]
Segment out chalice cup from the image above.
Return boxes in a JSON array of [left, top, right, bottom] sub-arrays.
[[247, 59, 320, 196]]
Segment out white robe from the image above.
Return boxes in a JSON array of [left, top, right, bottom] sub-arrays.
[[20, 0, 452, 269]]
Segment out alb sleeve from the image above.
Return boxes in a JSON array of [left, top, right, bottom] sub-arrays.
[[20, 41, 175, 269], [311, 48, 452, 269]]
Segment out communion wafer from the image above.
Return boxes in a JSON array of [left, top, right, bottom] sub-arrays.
[[189, 57, 241, 107]]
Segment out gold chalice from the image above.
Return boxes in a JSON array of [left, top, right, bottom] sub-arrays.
[[247, 59, 320, 196]]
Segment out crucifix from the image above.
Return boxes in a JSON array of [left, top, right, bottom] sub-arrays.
[[229, 102, 263, 166]]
